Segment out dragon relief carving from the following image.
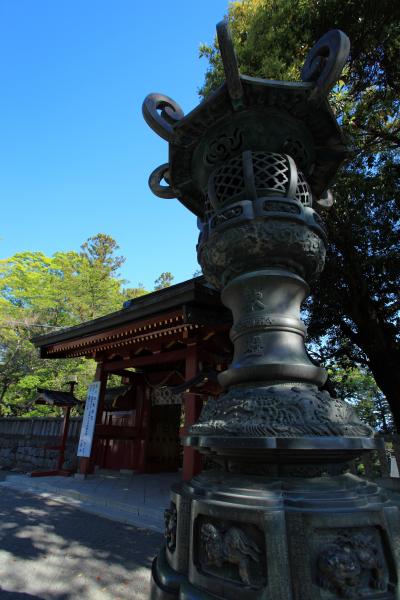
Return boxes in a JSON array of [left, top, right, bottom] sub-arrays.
[[316, 532, 386, 598], [200, 521, 262, 586], [190, 385, 373, 438]]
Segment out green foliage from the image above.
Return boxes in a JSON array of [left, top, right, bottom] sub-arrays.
[[154, 272, 174, 290], [0, 233, 126, 416], [0, 233, 175, 417], [123, 283, 148, 299], [329, 367, 393, 432], [76, 234, 127, 320], [0, 237, 125, 328], [200, 0, 400, 428]]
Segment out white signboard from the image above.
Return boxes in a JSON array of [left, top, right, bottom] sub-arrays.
[[77, 381, 101, 457]]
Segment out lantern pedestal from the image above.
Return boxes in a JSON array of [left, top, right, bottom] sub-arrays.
[[152, 472, 399, 600], [151, 261, 399, 599]]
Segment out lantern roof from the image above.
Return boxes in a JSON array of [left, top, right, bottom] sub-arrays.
[[143, 24, 351, 218]]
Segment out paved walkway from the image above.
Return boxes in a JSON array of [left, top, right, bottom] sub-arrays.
[[0, 483, 162, 599], [0, 470, 180, 533], [1, 471, 400, 599]]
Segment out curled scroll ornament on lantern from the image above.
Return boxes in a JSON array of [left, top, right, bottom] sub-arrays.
[[301, 29, 350, 102], [216, 19, 244, 108], [142, 93, 184, 142], [149, 163, 176, 199]]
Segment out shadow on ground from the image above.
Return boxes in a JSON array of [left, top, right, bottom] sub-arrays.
[[0, 484, 163, 600], [0, 592, 47, 599]]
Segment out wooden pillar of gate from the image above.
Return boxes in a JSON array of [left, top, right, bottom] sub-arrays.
[[137, 384, 151, 473], [182, 342, 203, 481], [78, 363, 107, 476]]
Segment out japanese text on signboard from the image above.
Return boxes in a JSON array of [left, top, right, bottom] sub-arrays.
[[77, 381, 101, 457]]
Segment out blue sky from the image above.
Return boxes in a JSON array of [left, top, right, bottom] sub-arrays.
[[0, 0, 229, 290]]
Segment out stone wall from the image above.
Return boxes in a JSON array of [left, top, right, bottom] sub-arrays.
[[0, 416, 399, 477], [0, 417, 82, 472]]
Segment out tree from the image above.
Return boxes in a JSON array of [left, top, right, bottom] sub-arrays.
[[0, 234, 132, 416], [0, 237, 178, 415], [154, 272, 174, 290], [0, 316, 96, 417], [0, 322, 38, 413], [80, 234, 125, 274], [199, 0, 400, 429], [329, 367, 394, 433], [76, 233, 127, 320], [123, 283, 148, 300]]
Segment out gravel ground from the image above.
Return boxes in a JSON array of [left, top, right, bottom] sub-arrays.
[[0, 477, 162, 600]]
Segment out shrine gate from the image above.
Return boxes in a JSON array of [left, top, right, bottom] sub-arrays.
[[33, 277, 231, 480]]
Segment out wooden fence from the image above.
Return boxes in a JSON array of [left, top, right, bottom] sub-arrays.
[[0, 416, 82, 439]]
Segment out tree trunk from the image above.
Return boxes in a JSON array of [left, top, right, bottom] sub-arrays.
[[367, 361, 400, 433], [343, 295, 400, 432]]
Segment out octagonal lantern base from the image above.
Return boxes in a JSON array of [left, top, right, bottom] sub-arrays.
[[150, 471, 400, 600]]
